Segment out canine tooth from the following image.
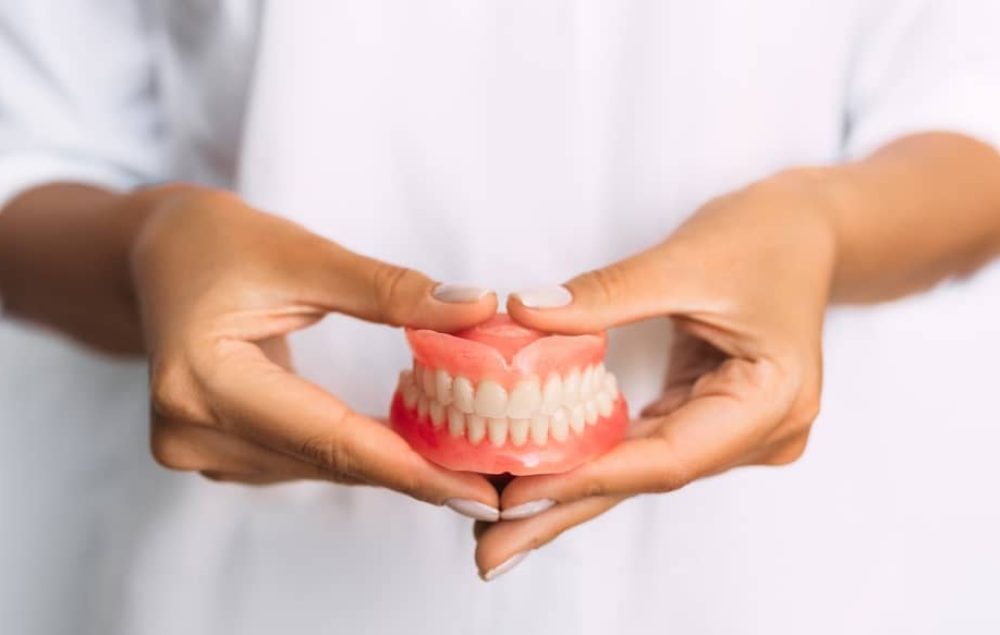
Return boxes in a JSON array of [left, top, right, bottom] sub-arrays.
[[421, 365, 436, 399], [510, 419, 529, 446], [447, 406, 465, 437], [596, 390, 614, 417], [435, 369, 453, 406], [530, 414, 549, 445], [474, 380, 508, 418], [584, 400, 598, 425], [570, 404, 586, 435], [467, 415, 486, 444], [453, 376, 475, 413], [487, 417, 508, 447], [581, 365, 595, 399], [402, 380, 419, 409], [541, 374, 563, 415], [603, 372, 618, 397], [507, 377, 541, 418], [550, 408, 569, 442], [563, 368, 581, 406], [429, 401, 445, 428], [417, 395, 430, 421]]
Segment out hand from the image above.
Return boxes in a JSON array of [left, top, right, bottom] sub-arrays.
[[129, 184, 501, 519], [475, 170, 839, 578]]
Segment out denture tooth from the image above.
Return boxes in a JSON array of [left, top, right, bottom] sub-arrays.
[[550, 408, 569, 442], [507, 377, 541, 418], [447, 406, 466, 437], [429, 401, 445, 428], [593, 364, 606, 392], [530, 414, 549, 445], [466, 415, 486, 445], [509, 419, 529, 447], [569, 404, 586, 435], [584, 400, 598, 425], [581, 365, 595, 399], [596, 390, 614, 417], [453, 376, 475, 413], [487, 417, 508, 447], [563, 368, 581, 406], [434, 369, 453, 406], [541, 374, 563, 415], [603, 372, 618, 397], [401, 373, 419, 409], [421, 365, 436, 399], [474, 380, 508, 418], [417, 395, 430, 421]]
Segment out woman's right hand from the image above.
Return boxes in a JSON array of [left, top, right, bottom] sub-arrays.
[[129, 184, 502, 520]]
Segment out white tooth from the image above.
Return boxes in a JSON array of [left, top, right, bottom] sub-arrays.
[[453, 376, 475, 413], [570, 404, 586, 435], [429, 401, 445, 428], [417, 395, 430, 421], [563, 368, 581, 406], [529, 414, 549, 445], [603, 372, 618, 397], [593, 364, 606, 392], [402, 379, 419, 409], [447, 406, 465, 437], [413, 364, 423, 393], [507, 377, 541, 418], [421, 365, 436, 399], [541, 374, 563, 415], [581, 365, 595, 399], [467, 415, 486, 445], [596, 390, 614, 417], [399, 369, 413, 387], [584, 400, 598, 425], [550, 408, 569, 442], [487, 417, 508, 447], [435, 369, 453, 406], [474, 380, 508, 418], [509, 419, 529, 446]]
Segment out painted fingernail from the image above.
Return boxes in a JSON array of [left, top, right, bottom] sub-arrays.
[[433, 283, 493, 304], [445, 498, 500, 522], [500, 499, 556, 520], [511, 285, 573, 309], [481, 551, 529, 582]]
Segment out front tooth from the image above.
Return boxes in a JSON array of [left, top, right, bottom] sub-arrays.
[[550, 408, 569, 442], [474, 380, 508, 418], [435, 369, 453, 406], [569, 404, 586, 435], [563, 368, 581, 406], [447, 406, 465, 437], [596, 390, 614, 417], [530, 414, 549, 445], [507, 377, 541, 418], [421, 366, 436, 399], [417, 395, 430, 421], [603, 372, 618, 397], [541, 374, 563, 414], [584, 400, 598, 425], [453, 376, 475, 413], [509, 419, 529, 446], [467, 415, 486, 445], [487, 417, 508, 447], [429, 402, 445, 428], [580, 365, 595, 399]]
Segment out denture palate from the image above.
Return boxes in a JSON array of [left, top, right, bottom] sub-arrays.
[[398, 363, 620, 448]]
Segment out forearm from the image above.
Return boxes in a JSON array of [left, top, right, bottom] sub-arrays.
[[818, 133, 1000, 303]]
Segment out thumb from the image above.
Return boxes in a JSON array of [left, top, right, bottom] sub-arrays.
[[507, 246, 695, 333]]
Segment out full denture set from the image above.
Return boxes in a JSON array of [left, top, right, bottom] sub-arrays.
[[390, 315, 628, 475]]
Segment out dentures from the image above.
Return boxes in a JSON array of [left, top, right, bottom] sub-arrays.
[[390, 315, 628, 475]]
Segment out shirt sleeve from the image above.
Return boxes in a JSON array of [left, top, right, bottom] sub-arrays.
[[0, 0, 164, 212], [843, 0, 1000, 159]]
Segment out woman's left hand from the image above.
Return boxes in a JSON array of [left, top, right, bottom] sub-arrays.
[[474, 170, 841, 580]]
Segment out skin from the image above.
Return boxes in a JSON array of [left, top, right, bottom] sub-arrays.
[[1, 132, 1000, 579]]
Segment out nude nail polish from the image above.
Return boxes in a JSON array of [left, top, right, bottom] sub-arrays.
[[445, 498, 500, 522], [511, 285, 572, 309], [500, 499, 556, 520], [433, 283, 492, 303], [481, 551, 529, 581]]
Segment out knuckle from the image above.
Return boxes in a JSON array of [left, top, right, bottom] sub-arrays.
[[149, 358, 206, 424], [149, 424, 200, 471], [583, 263, 630, 306], [371, 263, 420, 326], [298, 433, 355, 478], [765, 434, 810, 466]]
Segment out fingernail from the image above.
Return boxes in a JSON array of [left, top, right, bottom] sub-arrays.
[[445, 498, 500, 522], [500, 499, 556, 520], [511, 285, 572, 309], [481, 551, 529, 582], [433, 283, 493, 304]]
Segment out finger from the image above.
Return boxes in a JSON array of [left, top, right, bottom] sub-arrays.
[[297, 239, 498, 332], [475, 496, 623, 580], [198, 471, 368, 486], [205, 341, 500, 509], [501, 358, 783, 509]]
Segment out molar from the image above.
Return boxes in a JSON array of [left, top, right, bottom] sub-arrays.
[[417, 395, 430, 421]]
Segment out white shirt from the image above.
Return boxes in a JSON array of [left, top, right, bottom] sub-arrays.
[[2, 2, 1000, 634]]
